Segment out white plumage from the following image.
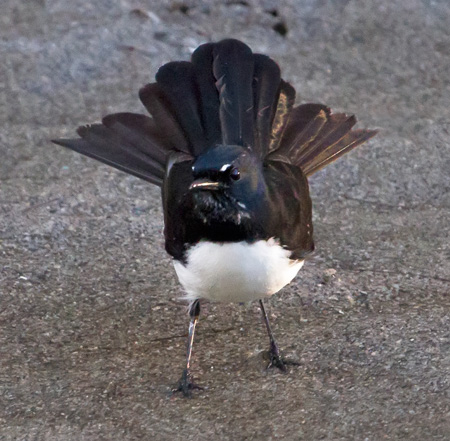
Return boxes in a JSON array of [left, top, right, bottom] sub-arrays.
[[173, 238, 304, 303]]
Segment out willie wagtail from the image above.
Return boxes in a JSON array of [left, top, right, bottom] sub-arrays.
[[53, 39, 377, 397]]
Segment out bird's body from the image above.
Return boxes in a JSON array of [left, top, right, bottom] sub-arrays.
[[163, 144, 314, 304], [53, 39, 377, 396], [174, 239, 304, 303]]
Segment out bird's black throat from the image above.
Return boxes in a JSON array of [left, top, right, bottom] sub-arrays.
[[191, 189, 247, 227], [183, 189, 266, 252]]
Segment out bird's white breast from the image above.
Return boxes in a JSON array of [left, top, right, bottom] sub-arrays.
[[173, 238, 304, 303]]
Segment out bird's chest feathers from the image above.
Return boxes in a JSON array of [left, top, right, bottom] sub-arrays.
[[192, 191, 245, 225], [173, 239, 304, 302]]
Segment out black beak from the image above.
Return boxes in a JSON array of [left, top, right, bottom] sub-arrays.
[[189, 179, 222, 191]]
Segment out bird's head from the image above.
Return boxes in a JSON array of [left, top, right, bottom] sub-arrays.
[[185, 145, 266, 232], [191, 145, 264, 201]]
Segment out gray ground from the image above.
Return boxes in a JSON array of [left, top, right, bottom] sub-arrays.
[[1, 0, 449, 440]]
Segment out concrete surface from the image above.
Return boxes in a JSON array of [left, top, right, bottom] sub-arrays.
[[1, 0, 449, 440]]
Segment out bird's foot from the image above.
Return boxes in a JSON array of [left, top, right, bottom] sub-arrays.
[[267, 344, 300, 372], [172, 369, 203, 398]]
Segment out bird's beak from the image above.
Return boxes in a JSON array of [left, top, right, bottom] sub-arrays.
[[189, 179, 222, 191]]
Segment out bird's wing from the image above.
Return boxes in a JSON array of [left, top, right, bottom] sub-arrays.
[[263, 160, 314, 259]]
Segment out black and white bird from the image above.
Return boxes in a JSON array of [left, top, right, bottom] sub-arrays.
[[54, 39, 377, 396]]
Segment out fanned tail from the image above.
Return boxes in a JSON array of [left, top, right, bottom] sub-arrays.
[[269, 104, 378, 176], [53, 39, 377, 186], [52, 113, 177, 186]]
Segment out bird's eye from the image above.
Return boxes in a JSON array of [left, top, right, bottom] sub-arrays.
[[230, 167, 240, 181]]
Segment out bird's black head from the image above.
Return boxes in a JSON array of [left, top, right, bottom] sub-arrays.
[[191, 145, 265, 201], [189, 145, 267, 229]]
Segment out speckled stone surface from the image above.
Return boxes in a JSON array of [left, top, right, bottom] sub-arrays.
[[1, 1, 449, 439]]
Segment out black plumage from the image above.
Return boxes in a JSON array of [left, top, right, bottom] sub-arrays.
[[251, 54, 281, 157], [190, 43, 222, 148], [212, 39, 255, 147], [54, 39, 376, 261], [54, 38, 376, 189], [53, 39, 377, 396]]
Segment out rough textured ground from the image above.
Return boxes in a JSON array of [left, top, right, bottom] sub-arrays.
[[1, 1, 449, 440]]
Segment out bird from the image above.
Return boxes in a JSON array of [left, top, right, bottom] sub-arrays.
[[53, 39, 377, 397]]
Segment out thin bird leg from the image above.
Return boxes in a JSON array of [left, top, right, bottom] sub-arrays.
[[259, 299, 298, 371], [173, 299, 202, 397]]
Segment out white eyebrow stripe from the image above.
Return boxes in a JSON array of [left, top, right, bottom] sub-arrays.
[[220, 164, 231, 172]]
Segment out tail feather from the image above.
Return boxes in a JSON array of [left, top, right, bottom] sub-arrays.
[[53, 39, 377, 187], [54, 138, 163, 185], [270, 107, 328, 164], [302, 129, 378, 176], [297, 114, 356, 167], [251, 54, 281, 157], [102, 113, 170, 165], [75, 124, 166, 178], [53, 119, 169, 185], [212, 39, 255, 147], [274, 103, 331, 154], [268, 80, 296, 154], [154, 61, 206, 156], [268, 103, 377, 176], [139, 83, 191, 154], [191, 43, 222, 148]]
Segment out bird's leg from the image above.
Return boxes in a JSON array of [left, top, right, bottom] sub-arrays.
[[259, 299, 298, 371], [173, 299, 202, 397]]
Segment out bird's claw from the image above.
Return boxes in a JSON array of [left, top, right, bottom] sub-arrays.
[[267, 345, 300, 372], [172, 369, 203, 398]]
